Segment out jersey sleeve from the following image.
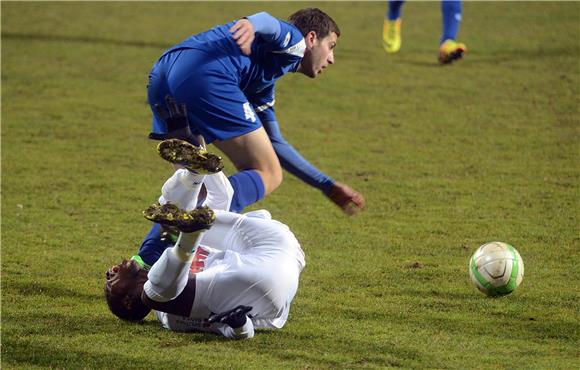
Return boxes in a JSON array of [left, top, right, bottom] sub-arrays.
[[246, 12, 281, 42], [247, 12, 305, 57], [262, 119, 335, 194]]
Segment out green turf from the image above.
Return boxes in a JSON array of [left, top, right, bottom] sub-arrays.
[[2, 1, 579, 369]]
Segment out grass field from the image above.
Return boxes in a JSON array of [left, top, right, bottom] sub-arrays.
[[2, 1, 579, 369]]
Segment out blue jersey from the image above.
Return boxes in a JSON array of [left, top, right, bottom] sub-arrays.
[[166, 20, 304, 98], [148, 13, 305, 137]]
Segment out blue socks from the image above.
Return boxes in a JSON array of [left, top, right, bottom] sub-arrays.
[[441, 1, 462, 44], [228, 169, 266, 213], [387, 0, 405, 20]]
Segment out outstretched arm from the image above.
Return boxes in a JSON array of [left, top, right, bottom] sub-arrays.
[[262, 118, 365, 215]]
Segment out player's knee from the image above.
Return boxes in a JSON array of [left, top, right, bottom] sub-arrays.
[[269, 166, 283, 191], [259, 166, 283, 195]]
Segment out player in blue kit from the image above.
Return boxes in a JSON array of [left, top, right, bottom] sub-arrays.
[[382, 1, 467, 64], [147, 8, 364, 213], [140, 9, 364, 269]]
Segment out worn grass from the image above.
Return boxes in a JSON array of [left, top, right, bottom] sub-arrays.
[[2, 2, 579, 369]]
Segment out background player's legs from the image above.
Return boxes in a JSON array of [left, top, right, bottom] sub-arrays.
[[438, 1, 466, 64], [440, 0, 462, 44], [387, 0, 404, 20], [383, 1, 404, 53]]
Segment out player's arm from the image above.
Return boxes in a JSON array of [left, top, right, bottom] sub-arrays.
[[149, 95, 198, 144], [208, 305, 255, 339], [230, 12, 303, 56], [229, 12, 280, 55], [263, 117, 334, 192], [256, 106, 365, 214]]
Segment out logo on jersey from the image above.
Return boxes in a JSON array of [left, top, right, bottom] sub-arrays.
[[272, 39, 306, 58], [190, 246, 210, 273], [282, 32, 291, 48], [243, 102, 257, 122]]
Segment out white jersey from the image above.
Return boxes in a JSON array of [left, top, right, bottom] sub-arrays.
[[148, 170, 305, 338]]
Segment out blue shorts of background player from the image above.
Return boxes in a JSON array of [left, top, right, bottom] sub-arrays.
[[139, 9, 365, 268]]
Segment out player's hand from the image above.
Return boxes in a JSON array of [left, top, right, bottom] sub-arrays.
[[328, 182, 365, 216], [208, 305, 253, 328], [154, 95, 189, 132], [229, 19, 255, 56], [149, 95, 195, 143]]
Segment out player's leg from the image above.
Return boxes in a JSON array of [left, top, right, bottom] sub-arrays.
[[137, 142, 223, 264], [163, 49, 280, 213], [438, 0, 467, 64], [143, 231, 202, 302], [213, 127, 282, 208], [136, 169, 209, 266], [383, 0, 404, 53]]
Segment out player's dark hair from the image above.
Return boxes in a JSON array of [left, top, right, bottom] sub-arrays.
[[104, 285, 151, 322], [288, 8, 340, 39]]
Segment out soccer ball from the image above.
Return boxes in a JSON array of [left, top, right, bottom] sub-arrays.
[[469, 241, 524, 296]]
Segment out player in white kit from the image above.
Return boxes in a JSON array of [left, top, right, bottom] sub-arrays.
[[105, 140, 306, 339]]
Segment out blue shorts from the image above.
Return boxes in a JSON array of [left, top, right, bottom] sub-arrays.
[[147, 48, 262, 144]]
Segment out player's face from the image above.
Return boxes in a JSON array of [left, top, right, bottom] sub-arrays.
[[299, 32, 337, 78], [105, 259, 147, 297]]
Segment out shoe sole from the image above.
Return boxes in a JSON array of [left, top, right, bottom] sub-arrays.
[[439, 48, 465, 64], [158, 139, 224, 174], [382, 40, 401, 54], [143, 203, 215, 233]]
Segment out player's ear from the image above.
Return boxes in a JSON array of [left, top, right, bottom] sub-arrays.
[[305, 31, 317, 48]]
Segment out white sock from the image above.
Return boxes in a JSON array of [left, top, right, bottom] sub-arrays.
[[173, 231, 204, 262], [144, 247, 190, 302], [159, 169, 206, 210]]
